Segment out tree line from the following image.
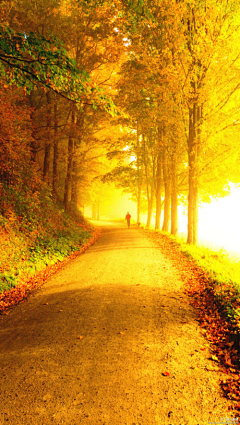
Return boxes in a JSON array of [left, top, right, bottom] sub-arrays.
[[0, 0, 240, 244]]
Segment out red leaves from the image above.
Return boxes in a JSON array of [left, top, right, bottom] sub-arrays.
[[162, 371, 170, 376], [0, 282, 29, 311]]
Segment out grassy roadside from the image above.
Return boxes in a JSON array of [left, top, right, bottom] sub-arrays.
[[0, 222, 92, 294], [0, 209, 94, 293], [0, 182, 102, 312], [166, 232, 240, 326], [0, 224, 101, 315], [142, 228, 240, 412]]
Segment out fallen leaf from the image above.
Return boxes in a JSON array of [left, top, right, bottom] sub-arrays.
[[211, 355, 219, 362], [77, 335, 84, 339], [206, 365, 219, 372], [162, 372, 170, 376], [119, 331, 125, 335]]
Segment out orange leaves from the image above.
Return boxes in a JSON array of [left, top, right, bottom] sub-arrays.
[[221, 375, 240, 408], [0, 87, 32, 184], [143, 229, 240, 411]]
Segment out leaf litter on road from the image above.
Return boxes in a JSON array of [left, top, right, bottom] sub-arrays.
[[143, 229, 240, 413]]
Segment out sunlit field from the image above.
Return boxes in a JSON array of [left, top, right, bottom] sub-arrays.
[[178, 185, 240, 257], [138, 185, 240, 258]]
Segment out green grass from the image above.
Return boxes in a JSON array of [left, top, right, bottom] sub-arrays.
[[0, 224, 92, 293], [163, 231, 240, 326], [0, 182, 93, 293], [171, 233, 240, 286]]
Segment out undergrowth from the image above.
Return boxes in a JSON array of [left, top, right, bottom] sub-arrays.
[[0, 182, 93, 293]]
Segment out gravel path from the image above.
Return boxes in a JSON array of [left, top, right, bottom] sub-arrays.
[[0, 222, 232, 424]]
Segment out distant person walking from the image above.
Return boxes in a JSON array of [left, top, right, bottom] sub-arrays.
[[125, 212, 131, 228]]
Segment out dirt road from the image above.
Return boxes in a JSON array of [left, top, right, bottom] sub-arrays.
[[0, 222, 233, 424]]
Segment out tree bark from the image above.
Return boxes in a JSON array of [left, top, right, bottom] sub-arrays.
[[92, 202, 98, 219], [64, 107, 75, 211], [171, 154, 178, 235], [43, 91, 51, 182], [146, 185, 154, 228], [155, 151, 162, 230], [162, 150, 171, 232], [142, 134, 154, 227], [52, 99, 59, 197], [71, 159, 78, 205], [97, 200, 100, 220], [28, 90, 38, 163], [187, 99, 201, 244], [136, 122, 141, 226]]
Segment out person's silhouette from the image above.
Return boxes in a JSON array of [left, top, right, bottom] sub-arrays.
[[125, 212, 131, 228]]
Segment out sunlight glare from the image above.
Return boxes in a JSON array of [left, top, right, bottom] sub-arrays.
[[198, 187, 240, 255], [178, 185, 240, 255]]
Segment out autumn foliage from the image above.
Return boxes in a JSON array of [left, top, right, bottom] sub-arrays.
[[0, 88, 32, 186], [0, 85, 101, 296], [1, 0, 240, 411], [0, 1, 123, 298], [144, 229, 240, 412]]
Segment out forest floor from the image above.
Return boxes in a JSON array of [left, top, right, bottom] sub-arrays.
[[0, 222, 238, 425]]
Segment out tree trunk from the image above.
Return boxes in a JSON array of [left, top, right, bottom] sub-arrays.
[[162, 150, 171, 232], [155, 151, 162, 230], [187, 99, 201, 244], [52, 99, 59, 197], [137, 185, 141, 226], [92, 202, 97, 219], [97, 200, 100, 220], [71, 159, 78, 205], [43, 91, 51, 182], [146, 185, 153, 228], [136, 122, 141, 225], [64, 107, 75, 211], [171, 151, 178, 235], [142, 134, 153, 227], [28, 90, 38, 162]]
